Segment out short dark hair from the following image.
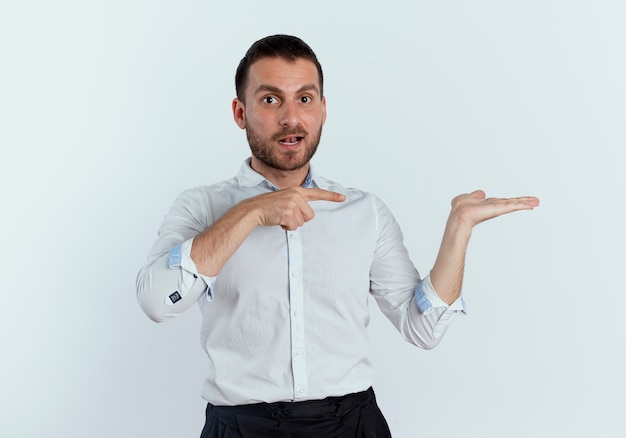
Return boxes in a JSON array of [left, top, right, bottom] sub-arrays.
[[235, 34, 324, 102]]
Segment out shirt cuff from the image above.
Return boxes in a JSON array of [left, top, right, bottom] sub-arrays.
[[168, 239, 216, 302], [414, 274, 466, 315]]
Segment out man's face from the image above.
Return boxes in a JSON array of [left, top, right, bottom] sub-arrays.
[[233, 57, 326, 173]]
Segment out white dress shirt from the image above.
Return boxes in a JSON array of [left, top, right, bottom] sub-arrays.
[[137, 159, 465, 406]]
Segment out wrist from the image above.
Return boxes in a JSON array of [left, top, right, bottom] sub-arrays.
[[233, 198, 264, 228], [445, 213, 474, 240]]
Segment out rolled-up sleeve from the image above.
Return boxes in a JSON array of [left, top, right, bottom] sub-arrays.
[[414, 274, 466, 339], [168, 240, 216, 300], [369, 195, 466, 349], [136, 189, 215, 323]]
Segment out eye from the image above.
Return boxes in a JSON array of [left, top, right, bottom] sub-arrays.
[[262, 96, 278, 104], [300, 96, 312, 103]]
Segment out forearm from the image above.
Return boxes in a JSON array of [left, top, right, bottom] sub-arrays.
[[430, 190, 539, 304], [137, 201, 260, 322], [190, 200, 260, 276], [429, 216, 473, 305]]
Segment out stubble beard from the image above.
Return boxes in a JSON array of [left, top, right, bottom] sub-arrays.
[[246, 123, 322, 172]]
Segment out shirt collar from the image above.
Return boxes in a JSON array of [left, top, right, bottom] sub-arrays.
[[236, 158, 321, 190]]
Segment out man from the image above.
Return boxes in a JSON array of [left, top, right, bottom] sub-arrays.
[[137, 35, 539, 437]]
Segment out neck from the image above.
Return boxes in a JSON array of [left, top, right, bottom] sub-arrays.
[[250, 158, 310, 189]]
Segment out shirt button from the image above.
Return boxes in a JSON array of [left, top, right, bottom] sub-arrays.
[[291, 271, 300, 278], [289, 232, 297, 240], [297, 388, 305, 395], [293, 310, 300, 318]]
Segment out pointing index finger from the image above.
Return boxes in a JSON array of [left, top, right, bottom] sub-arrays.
[[302, 188, 346, 203]]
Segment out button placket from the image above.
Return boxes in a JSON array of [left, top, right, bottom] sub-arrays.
[[286, 229, 308, 400]]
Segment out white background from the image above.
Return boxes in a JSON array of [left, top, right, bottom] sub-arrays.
[[1, 1, 625, 437]]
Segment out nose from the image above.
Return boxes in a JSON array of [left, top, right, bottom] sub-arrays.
[[279, 101, 299, 127]]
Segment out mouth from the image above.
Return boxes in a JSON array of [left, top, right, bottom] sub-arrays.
[[278, 135, 304, 147]]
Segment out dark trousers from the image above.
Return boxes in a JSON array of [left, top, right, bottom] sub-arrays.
[[200, 387, 392, 438]]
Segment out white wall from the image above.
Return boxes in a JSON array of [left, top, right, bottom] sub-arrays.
[[1, 1, 624, 437]]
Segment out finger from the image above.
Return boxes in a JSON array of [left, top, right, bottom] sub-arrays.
[[279, 198, 320, 230], [517, 196, 540, 206], [281, 216, 305, 231], [281, 220, 300, 231], [300, 201, 316, 222], [280, 202, 306, 228], [470, 190, 486, 199], [492, 196, 540, 209], [486, 197, 540, 215], [280, 215, 300, 231], [302, 188, 346, 203]]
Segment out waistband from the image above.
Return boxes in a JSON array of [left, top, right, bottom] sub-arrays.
[[208, 387, 375, 420]]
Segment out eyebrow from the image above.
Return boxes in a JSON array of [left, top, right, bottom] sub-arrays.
[[254, 83, 320, 96]]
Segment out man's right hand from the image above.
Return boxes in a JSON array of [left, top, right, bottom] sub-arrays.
[[243, 187, 346, 231]]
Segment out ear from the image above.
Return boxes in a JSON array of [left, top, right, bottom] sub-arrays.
[[232, 98, 246, 129], [321, 96, 327, 125]]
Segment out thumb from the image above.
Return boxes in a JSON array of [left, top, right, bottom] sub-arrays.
[[470, 190, 486, 199]]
